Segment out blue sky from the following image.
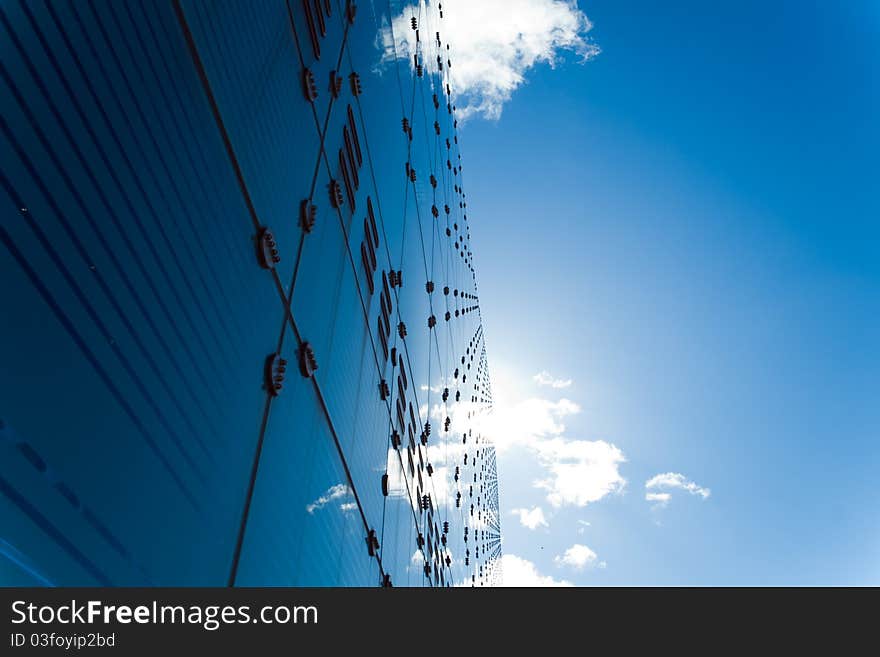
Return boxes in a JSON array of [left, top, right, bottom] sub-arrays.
[[417, 0, 879, 584]]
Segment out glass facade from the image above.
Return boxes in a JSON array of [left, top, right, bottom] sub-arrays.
[[1, 0, 501, 586]]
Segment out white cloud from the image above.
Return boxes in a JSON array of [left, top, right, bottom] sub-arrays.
[[534, 438, 626, 508], [577, 519, 591, 534], [501, 554, 573, 586], [645, 472, 711, 507], [533, 371, 573, 389], [385, 446, 454, 514], [384, 452, 409, 500], [554, 543, 602, 571], [511, 506, 549, 530], [473, 397, 580, 453], [384, 0, 600, 120], [645, 492, 671, 507], [305, 484, 351, 514], [471, 385, 625, 509], [425, 465, 452, 506], [426, 441, 466, 465]]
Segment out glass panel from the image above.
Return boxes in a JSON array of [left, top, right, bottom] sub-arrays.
[[0, 0, 499, 587], [0, 1, 285, 585], [235, 323, 379, 586], [177, 0, 324, 285], [283, 0, 349, 132]]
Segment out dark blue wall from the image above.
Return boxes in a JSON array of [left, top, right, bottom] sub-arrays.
[[1, 0, 500, 586]]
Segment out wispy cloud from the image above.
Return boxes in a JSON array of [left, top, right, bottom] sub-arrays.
[[645, 492, 671, 506], [554, 543, 604, 571], [383, 0, 600, 120], [645, 472, 711, 508], [577, 519, 591, 535], [511, 506, 549, 530], [502, 554, 573, 586], [533, 371, 573, 389], [306, 484, 351, 514]]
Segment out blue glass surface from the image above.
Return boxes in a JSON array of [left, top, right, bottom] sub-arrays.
[[1, 0, 500, 587]]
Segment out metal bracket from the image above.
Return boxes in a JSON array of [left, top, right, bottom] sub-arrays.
[[298, 342, 318, 378], [255, 227, 280, 269], [264, 353, 288, 396]]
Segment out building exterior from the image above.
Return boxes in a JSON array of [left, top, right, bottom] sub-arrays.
[[0, 0, 500, 586]]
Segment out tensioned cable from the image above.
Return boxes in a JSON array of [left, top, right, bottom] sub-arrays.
[[427, 4, 502, 581], [401, 0, 490, 584], [414, 4, 478, 581], [174, 0, 391, 587], [399, 0, 459, 584], [335, 0, 458, 585], [279, 0, 437, 586]]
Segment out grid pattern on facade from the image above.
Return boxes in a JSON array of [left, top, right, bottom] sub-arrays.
[[0, 0, 500, 587]]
